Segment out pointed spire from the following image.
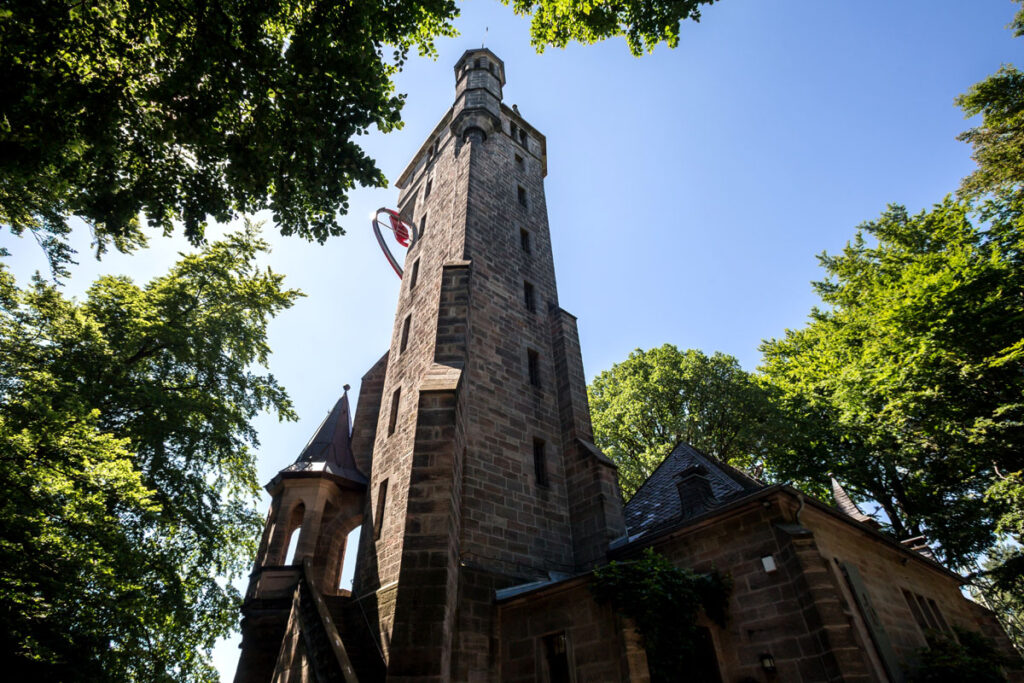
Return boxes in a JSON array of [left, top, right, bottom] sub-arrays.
[[268, 385, 367, 490], [296, 385, 354, 468], [830, 477, 879, 528]]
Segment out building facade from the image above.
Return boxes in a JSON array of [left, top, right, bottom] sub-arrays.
[[234, 49, 1021, 682]]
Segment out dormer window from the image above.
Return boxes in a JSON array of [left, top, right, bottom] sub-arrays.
[[676, 465, 716, 518]]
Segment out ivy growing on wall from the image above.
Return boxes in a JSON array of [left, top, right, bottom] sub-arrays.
[[907, 627, 1013, 683], [590, 548, 732, 681]]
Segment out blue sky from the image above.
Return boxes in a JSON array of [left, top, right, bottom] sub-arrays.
[[2, 0, 1021, 677]]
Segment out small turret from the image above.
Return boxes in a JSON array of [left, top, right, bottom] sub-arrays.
[[243, 385, 367, 599], [451, 48, 505, 141]]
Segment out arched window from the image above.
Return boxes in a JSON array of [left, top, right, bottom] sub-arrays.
[[285, 525, 302, 565], [337, 526, 362, 591], [280, 502, 305, 565]]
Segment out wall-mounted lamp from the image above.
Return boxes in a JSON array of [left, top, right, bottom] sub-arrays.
[[759, 652, 777, 674], [761, 555, 777, 573]]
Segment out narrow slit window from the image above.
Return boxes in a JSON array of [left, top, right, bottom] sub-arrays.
[[511, 122, 519, 139], [519, 129, 528, 146], [533, 439, 548, 487], [518, 186, 527, 208], [420, 212, 427, 237], [515, 154, 524, 171], [388, 387, 401, 435], [409, 259, 420, 289], [524, 281, 536, 312], [374, 479, 389, 539], [475, 57, 482, 69], [527, 349, 540, 387], [520, 229, 531, 253], [425, 177, 433, 197], [399, 315, 411, 353]]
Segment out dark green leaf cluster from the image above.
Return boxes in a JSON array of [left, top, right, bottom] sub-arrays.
[[967, 544, 1024, 653], [907, 627, 1014, 683], [591, 548, 731, 682], [588, 345, 791, 499], [956, 1, 1024, 200], [505, 0, 718, 56], [0, 0, 458, 273], [0, 223, 300, 679]]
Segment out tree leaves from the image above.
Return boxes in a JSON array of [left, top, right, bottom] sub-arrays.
[[0, 223, 300, 679], [759, 196, 1024, 569], [0, 0, 459, 271], [505, 0, 718, 56], [588, 345, 784, 498]]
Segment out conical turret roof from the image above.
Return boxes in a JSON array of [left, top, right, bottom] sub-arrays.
[[267, 385, 367, 490]]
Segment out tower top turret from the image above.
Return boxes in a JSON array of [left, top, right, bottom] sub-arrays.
[[454, 48, 506, 91]]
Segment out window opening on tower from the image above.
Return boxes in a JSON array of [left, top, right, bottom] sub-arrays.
[[527, 349, 540, 387], [388, 387, 401, 435], [518, 186, 527, 208], [524, 281, 536, 312], [374, 480, 389, 539], [520, 229, 531, 254], [409, 259, 420, 289], [533, 439, 548, 487], [400, 314, 411, 353]]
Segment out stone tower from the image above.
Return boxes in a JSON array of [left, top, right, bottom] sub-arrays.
[[235, 48, 626, 682]]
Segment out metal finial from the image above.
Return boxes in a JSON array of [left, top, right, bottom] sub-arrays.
[[343, 384, 351, 392], [482, 26, 488, 48]]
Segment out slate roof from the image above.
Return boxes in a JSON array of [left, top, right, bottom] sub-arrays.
[[623, 442, 764, 537], [267, 387, 368, 490]]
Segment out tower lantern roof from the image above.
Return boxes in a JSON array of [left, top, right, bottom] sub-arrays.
[[266, 385, 367, 491]]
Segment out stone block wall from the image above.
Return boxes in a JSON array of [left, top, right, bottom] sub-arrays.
[[498, 579, 634, 682]]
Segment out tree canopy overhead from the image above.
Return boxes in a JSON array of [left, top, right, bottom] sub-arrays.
[[0, 0, 459, 274], [0, 0, 716, 276], [0, 225, 300, 679], [588, 345, 784, 498], [759, 195, 1024, 568]]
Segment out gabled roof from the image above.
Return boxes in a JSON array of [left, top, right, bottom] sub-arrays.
[[267, 387, 367, 491], [623, 442, 764, 537]]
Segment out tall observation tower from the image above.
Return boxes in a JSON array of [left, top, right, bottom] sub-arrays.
[[234, 48, 626, 682]]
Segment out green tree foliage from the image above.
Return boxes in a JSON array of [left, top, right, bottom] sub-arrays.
[[588, 345, 782, 498], [591, 548, 731, 682], [0, 0, 715, 275], [504, 0, 717, 56], [956, 1, 1024, 200], [968, 544, 1024, 654], [759, 195, 1024, 569], [0, 0, 459, 275], [0, 224, 300, 679]]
